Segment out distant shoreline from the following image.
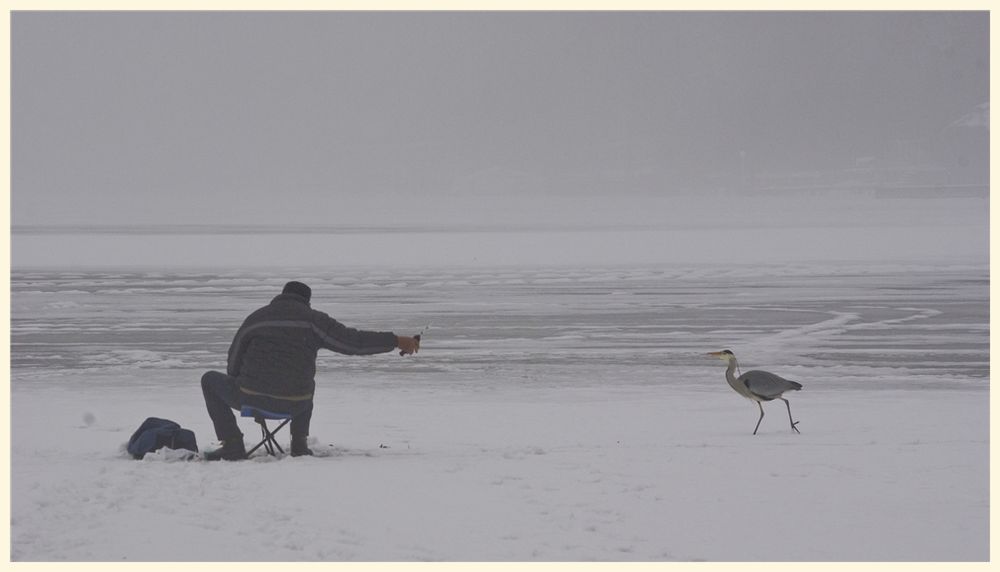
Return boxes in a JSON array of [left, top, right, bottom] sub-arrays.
[[10, 222, 713, 236]]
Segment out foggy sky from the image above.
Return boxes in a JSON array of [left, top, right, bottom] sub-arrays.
[[11, 11, 989, 226]]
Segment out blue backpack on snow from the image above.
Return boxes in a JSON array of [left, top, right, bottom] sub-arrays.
[[127, 417, 199, 459]]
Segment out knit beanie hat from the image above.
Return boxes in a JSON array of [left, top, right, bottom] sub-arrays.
[[282, 281, 312, 302]]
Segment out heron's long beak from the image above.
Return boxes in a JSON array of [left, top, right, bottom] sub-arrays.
[[707, 351, 723, 357]]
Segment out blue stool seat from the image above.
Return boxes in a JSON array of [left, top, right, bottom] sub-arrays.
[[241, 405, 293, 421], [240, 405, 294, 457]]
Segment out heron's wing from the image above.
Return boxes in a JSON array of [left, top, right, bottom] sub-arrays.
[[740, 370, 802, 399]]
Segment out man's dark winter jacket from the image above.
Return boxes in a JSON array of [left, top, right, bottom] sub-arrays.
[[228, 292, 398, 400]]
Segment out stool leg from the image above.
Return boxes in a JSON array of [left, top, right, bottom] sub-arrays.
[[245, 417, 292, 457], [262, 422, 275, 455], [246, 421, 269, 457], [269, 419, 290, 455]]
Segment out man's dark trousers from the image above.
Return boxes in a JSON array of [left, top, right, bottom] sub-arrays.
[[201, 370, 313, 441]]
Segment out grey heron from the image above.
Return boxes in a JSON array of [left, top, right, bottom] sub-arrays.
[[708, 350, 802, 435]]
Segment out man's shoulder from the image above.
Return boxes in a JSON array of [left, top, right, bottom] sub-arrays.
[[239, 294, 342, 328], [306, 306, 337, 324], [262, 297, 330, 321], [242, 298, 301, 321]]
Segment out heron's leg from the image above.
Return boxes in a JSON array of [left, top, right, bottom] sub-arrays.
[[780, 397, 800, 434], [753, 401, 765, 435]]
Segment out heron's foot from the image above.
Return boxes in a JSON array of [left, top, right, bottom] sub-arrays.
[[791, 421, 801, 434]]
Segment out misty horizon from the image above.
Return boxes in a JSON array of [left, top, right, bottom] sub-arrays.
[[12, 11, 989, 229]]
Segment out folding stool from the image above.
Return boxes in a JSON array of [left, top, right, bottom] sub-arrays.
[[240, 405, 293, 457]]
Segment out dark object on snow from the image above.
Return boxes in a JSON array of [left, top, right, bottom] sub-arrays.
[[204, 438, 247, 461], [127, 417, 199, 459], [291, 433, 313, 457]]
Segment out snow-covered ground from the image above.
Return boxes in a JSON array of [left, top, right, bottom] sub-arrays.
[[9, 261, 989, 561]]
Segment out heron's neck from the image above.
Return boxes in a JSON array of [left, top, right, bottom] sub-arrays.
[[725, 359, 750, 396], [725, 358, 738, 382]]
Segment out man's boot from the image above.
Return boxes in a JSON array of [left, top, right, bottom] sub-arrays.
[[291, 434, 313, 457], [204, 437, 247, 461]]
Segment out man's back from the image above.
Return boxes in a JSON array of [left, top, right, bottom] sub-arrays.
[[227, 291, 398, 400]]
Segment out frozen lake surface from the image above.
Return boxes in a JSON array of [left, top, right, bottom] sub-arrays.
[[12, 262, 989, 390], [9, 262, 989, 561]]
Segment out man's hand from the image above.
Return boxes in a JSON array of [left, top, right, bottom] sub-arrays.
[[397, 335, 420, 356]]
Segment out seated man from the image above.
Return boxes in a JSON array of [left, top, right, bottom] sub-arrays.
[[201, 280, 420, 460]]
